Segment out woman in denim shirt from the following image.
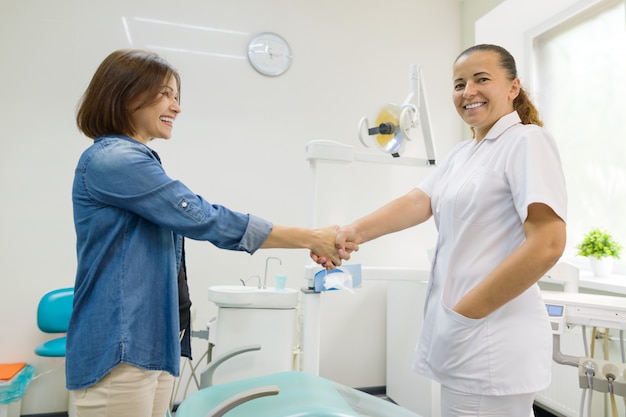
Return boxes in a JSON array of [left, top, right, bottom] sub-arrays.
[[68, 49, 350, 417]]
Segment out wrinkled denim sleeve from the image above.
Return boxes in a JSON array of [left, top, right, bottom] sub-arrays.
[[241, 214, 273, 254]]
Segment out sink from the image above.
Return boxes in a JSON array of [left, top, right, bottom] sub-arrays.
[[208, 285, 299, 309]]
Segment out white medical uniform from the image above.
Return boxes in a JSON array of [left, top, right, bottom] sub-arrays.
[[413, 111, 567, 396]]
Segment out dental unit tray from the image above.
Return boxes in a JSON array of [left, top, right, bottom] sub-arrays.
[[542, 290, 626, 331], [543, 290, 626, 415]]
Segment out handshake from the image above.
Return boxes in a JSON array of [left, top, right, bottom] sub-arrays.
[[309, 224, 360, 270]]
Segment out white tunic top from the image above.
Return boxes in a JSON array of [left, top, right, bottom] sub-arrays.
[[413, 111, 567, 395]]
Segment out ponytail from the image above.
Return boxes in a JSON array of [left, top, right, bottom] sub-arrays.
[[514, 88, 543, 127]]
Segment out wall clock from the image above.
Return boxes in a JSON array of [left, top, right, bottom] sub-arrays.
[[247, 32, 292, 76]]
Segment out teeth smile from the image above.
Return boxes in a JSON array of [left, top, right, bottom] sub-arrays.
[[465, 102, 484, 110], [160, 116, 174, 123]]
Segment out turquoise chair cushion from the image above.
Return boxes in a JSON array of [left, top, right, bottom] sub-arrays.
[[34, 336, 67, 357], [176, 371, 359, 417]]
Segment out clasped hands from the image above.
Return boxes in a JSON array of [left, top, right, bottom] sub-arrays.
[[310, 224, 359, 270]]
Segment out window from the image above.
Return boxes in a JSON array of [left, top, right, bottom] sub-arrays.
[[534, 0, 626, 271]]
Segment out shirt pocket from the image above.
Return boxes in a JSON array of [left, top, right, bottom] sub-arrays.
[[453, 167, 508, 224], [426, 300, 489, 376]]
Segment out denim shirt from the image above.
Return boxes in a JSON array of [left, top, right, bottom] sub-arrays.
[[67, 135, 272, 390]]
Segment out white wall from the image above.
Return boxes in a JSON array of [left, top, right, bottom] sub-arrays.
[[459, 0, 505, 48], [0, 0, 461, 413], [475, 0, 603, 84]]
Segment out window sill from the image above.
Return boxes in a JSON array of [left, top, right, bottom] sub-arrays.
[[578, 270, 626, 296]]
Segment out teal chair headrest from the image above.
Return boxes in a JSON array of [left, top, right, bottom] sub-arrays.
[[37, 287, 74, 333]]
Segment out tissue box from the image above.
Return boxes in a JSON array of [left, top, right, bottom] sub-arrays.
[[313, 264, 362, 293]]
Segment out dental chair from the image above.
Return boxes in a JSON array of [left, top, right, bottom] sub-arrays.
[[176, 370, 424, 417]]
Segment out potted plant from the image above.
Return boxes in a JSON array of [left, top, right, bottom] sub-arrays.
[[577, 227, 622, 277]]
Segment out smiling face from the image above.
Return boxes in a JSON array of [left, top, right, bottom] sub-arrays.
[[129, 74, 181, 144], [452, 50, 520, 142]]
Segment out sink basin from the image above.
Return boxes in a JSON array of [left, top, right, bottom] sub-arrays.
[[208, 285, 299, 309]]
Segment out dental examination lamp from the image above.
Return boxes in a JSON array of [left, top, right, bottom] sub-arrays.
[[358, 64, 437, 163], [306, 65, 437, 168]]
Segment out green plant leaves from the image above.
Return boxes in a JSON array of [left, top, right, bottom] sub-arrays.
[[577, 227, 622, 259]]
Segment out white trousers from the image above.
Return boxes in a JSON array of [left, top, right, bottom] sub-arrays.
[[441, 385, 536, 417], [72, 363, 175, 417]]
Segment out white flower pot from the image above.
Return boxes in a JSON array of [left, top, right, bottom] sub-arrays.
[[588, 256, 614, 277]]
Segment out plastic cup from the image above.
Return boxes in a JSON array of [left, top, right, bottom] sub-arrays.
[[274, 274, 287, 291]]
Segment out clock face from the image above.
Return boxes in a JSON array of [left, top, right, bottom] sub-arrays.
[[247, 32, 292, 76]]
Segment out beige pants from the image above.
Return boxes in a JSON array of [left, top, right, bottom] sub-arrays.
[[71, 363, 175, 417]]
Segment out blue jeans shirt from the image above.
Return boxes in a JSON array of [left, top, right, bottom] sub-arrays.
[[67, 135, 272, 390]]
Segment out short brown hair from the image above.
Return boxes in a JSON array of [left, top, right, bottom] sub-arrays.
[[76, 49, 181, 139]]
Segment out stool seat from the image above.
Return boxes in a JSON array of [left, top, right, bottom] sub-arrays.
[[34, 336, 67, 357]]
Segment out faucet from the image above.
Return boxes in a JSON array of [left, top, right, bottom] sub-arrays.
[[241, 275, 261, 288], [263, 256, 282, 289]]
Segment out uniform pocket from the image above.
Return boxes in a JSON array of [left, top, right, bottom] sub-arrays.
[[426, 300, 489, 376]]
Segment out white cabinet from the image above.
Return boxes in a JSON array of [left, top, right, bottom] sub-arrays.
[[386, 277, 440, 417], [211, 307, 296, 385]]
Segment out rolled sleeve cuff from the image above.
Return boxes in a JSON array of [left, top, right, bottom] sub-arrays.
[[240, 214, 273, 254]]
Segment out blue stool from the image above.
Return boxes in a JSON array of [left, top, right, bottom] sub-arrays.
[[35, 287, 74, 357], [34, 287, 75, 417]]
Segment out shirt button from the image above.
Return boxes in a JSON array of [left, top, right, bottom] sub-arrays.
[[181, 201, 188, 208]]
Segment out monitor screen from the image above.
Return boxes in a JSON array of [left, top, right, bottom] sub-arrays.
[[546, 304, 564, 317]]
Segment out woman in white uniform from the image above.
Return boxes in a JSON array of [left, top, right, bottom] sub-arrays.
[[332, 44, 567, 416]]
